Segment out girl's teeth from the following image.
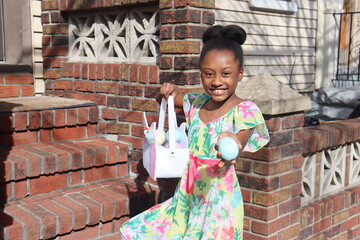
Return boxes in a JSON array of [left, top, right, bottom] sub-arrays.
[[213, 89, 225, 93]]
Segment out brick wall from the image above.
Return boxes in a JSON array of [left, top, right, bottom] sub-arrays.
[[41, 0, 214, 180], [0, 74, 35, 98]]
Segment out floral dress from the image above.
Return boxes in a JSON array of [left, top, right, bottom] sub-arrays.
[[120, 93, 269, 240]]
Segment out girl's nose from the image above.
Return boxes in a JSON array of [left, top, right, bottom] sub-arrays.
[[212, 75, 222, 85]]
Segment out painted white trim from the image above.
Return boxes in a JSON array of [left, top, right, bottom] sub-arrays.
[[249, 0, 298, 14]]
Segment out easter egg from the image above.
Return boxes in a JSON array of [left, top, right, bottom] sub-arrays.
[[144, 130, 155, 144], [155, 129, 166, 145], [218, 137, 239, 161], [165, 129, 183, 143]]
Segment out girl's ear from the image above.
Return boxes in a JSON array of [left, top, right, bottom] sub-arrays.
[[238, 67, 244, 82]]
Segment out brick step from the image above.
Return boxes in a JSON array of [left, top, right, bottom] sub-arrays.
[[0, 138, 128, 202], [0, 96, 99, 146], [0, 178, 160, 240]]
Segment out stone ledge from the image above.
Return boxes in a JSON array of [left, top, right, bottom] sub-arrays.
[[303, 117, 360, 154], [236, 72, 311, 115]]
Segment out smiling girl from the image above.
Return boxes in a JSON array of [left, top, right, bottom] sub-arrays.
[[120, 25, 270, 240]]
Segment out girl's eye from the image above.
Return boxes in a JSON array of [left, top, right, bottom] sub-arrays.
[[204, 72, 213, 77], [223, 72, 231, 77]]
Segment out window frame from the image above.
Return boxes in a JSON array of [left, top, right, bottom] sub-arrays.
[[0, 0, 32, 73]]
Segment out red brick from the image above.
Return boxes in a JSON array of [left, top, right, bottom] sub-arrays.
[[83, 165, 117, 183], [14, 179, 28, 199], [149, 65, 159, 83], [104, 64, 113, 80], [74, 80, 95, 92], [22, 202, 58, 239], [61, 62, 74, 77], [5, 74, 34, 84], [282, 114, 304, 129], [0, 131, 38, 146], [82, 190, 115, 222], [81, 63, 89, 79], [160, 9, 201, 24], [73, 63, 82, 78], [42, 46, 68, 56], [38, 199, 73, 235], [118, 84, 143, 96], [78, 107, 89, 125], [118, 135, 142, 149], [55, 109, 66, 127], [244, 203, 278, 221], [8, 156, 27, 180], [14, 112, 27, 131], [96, 64, 105, 80], [21, 85, 35, 96], [175, 25, 206, 39], [339, 215, 358, 232], [139, 66, 149, 83], [252, 215, 290, 236], [42, 110, 54, 128], [42, 35, 50, 45], [112, 64, 121, 80], [63, 142, 95, 169], [4, 205, 41, 240], [11, 149, 42, 177], [69, 193, 101, 225], [130, 64, 140, 82], [202, 10, 215, 25], [121, 64, 130, 81], [238, 174, 279, 192], [48, 142, 83, 170], [54, 80, 73, 90], [52, 195, 87, 230], [66, 108, 78, 126], [280, 170, 302, 187], [102, 108, 117, 120], [277, 223, 300, 240], [0, 85, 18, 98], [94, 186, 128, 217], [96, 81, 118, 94], [30, 174, 67, 196], [87, 124, 97, 137], [160, 25, 174, 39], [89, 64, 97, 80]]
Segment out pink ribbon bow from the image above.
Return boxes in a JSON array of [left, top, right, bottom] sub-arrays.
[[186, 154, 220, 194]]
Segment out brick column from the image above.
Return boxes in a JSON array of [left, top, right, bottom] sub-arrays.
[[238, 113, 304, 239], [158, 0, 215, 87]]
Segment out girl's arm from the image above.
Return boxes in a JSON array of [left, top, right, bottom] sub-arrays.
[[216, 129, 251, 168], [156, 83, 185, 108]]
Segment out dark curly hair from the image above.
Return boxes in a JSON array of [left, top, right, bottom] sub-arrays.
[[200, 25, 247, 67]]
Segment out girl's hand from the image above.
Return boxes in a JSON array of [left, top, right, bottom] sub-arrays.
[[156, 83, 184, 108], [216, 132, 243, 168]]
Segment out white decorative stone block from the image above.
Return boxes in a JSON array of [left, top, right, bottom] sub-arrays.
[[69, 6, 159, 64], [350, 142, 360, 185], [320, 146, 346, 196], [301, 154, 316, 205]]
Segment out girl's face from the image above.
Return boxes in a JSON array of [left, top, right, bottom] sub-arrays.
[[200, 49, 243, 103]]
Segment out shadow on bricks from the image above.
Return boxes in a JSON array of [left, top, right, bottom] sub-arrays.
[[0, 102, 22, 237]]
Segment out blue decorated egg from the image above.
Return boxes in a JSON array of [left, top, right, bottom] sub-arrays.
[[218, 137, 239, 161], [165, 129, 183, 143]]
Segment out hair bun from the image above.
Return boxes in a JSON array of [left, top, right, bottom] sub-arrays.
[[202, 25, 247, 45]]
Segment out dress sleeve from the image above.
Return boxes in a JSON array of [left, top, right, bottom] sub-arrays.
[[234, 101, 270, 152]]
